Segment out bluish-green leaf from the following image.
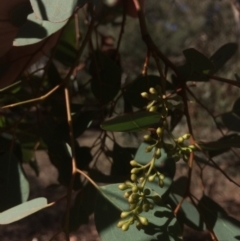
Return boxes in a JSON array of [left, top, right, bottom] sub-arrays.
[[101, 111, 160, 132], [13, 13, 67, 46], [30, 0, 78, 22], [198, 195, 240, 241], [0, 197, 47, 224]]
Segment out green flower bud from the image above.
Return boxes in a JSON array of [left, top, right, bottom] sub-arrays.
[[129, 203, 137, 210], [131, 174, 138, 182], [154, 148, 161, 159], [121, 211, 131, 218], [132, 185, 139, 193], [145, 145, 154, 153], [131, 193, 140, 201], [189, 144, 196, 150], [148, 173, 156, 182], [183, 133, 191, 140], [124, 190, 132, 198], [159, 174, 165, 180], [149, 106, 158, 112], [118, 183, 129, 190], [156, 127, 162, 137], [131, 168, 140, 174], [121, 223, 130, 231], [177, 137, 184, 143], [136, 221, 143, 230], [138, 216, 149, 226], [141, 92, 149, 99], [142, 204, 150, 212], [149, 87, 157, 94], [139, 177, 144, 183], [158, 179, 164, 188], [117, 220, 127, 228], [130, 160, 140, 166], [143, 135, 152, 141]]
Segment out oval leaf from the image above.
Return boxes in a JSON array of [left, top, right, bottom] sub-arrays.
[[0, 197, 48, 224], [101, 111, 160, 132]]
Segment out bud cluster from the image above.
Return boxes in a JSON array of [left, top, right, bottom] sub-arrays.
[[118, 180, 161, 231], [141, 86, 183, 118]]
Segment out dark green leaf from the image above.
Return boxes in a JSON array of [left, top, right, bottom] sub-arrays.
[[124, 75, 174, 108], [90, 51, 122, 104], [198, 134, 240, 157], [95, 184, 182, 241], [210, 43, 238, 74], [54, 19, 77, 66], [168, 177, 205, 231], [68, 183, 97, 232], [111, 143, 137, 176], [0, 198, 47, 224], [198, 195, 240, 241], [101, 111, 160, 132]]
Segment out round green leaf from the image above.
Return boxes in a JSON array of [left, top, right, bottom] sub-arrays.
[[0, 197, 47, 225]]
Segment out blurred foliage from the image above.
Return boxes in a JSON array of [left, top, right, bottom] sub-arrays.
[[1, 0, 240, 240]]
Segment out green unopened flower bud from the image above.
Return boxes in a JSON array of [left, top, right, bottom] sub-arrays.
[[130, 160, 140, 167], [148, 173, 156, 182], [131, 168, 140, 174], [117, 220, 127, 228], [139, 177, 144, 183], [132, 185, 138, 193], [128, 195, 137, 204], [177, 137, 184, 143], [142, 204, 150, 212], [119, 183, 129, 190], [131, 193, 140, 200], [149, 87, 157, 94], [136, 221, 143, 230], [121, 223, 130, 231], [145, 145, 154, 153], [156, 127, 162, 137], [159, 174, 165, 180], [158, 179, 164, 188], [138, 216, 149, 226], [189, 144, 196, 150], [183, 133, 191, 140], [154, 148, 161, 159], [129, 203, 137, 210], [149, 106, 158, 112], [131, 174, 138, 182], [141, 92, 149, 99], [143, 135, 152, 141], [121, 211, 131, 218], [124, 190, 132, 198]]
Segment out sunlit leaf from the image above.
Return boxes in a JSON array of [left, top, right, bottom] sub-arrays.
[[0, 198, 47, 225]]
